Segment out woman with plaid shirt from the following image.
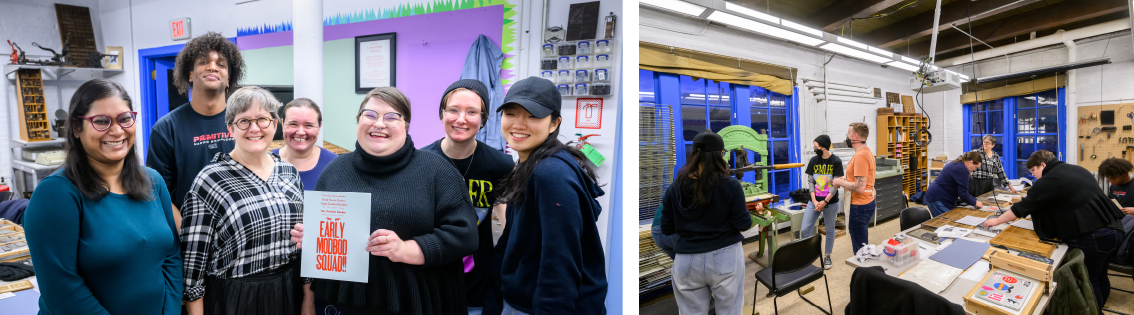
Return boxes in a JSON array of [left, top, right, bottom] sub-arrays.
[[969, 135, 1018, 196]]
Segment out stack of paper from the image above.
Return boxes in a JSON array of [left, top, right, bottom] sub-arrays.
[[898, 259, 964, 293], [935, 225, 973, 238], [955, 216, 989, 226], [1010, 219, 1035, 231]]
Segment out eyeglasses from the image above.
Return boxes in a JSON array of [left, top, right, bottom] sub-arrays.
[[76, 111, 137, 132], [443, 108, 481, 122], [233, 117, 275, 130], [359, 109, 403, 125]]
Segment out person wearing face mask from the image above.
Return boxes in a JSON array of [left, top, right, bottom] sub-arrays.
[[801, 135, 843, 269], [490, 77, 607, 315], [272, 98, 338, 190], [968, 135, 1017, 196], [289, 87, 478, 314], [984, 150, 1125, 309], [25, 79, 182, 315], [179, 86, 310, 314], [923, 152, 985, 217], [420, 79, 515, 314], [831, 122, 876, 255]]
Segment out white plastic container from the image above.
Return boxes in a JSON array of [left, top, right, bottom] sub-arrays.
[[883, 237, 918, 268], [595, 39, 612, 53], [558, 84, 572, 96], [558, 70, 573, 83], [574, 83, 589, 96], [540, 70, 555, 81], [575, 69, 590, 82], [577, 41, 592, 54], [541, 44, 556, 57], [557, 56, 572, 69], [595, 54, 611, 68], [593, 68, 610, 82], [575, 55, 592, 69]]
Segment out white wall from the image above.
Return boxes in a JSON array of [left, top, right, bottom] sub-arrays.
[[0, 0, 108, 190], [641, 6, 962, 168]]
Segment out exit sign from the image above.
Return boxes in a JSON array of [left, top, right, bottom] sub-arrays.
[[170, 18, 191, 40]]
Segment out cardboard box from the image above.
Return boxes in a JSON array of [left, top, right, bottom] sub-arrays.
[[989, 250, 1054, 283], [964, 267, 1047, 315]]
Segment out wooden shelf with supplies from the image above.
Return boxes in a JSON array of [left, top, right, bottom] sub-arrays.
[[877, 113, 930, 196], [15, 69, 50, 142]]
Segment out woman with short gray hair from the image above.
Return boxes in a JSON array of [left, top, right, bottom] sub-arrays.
[[968, 135, 1017, 196], [180, 86, 313, 314]]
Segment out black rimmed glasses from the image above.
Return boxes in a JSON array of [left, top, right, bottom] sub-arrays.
[[76, 111, 137, 132], [233, 117, 275, 130], [359, 109, 403, 125]]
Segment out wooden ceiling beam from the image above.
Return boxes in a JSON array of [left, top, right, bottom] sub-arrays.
[[810, 0, 908, 32], [861, 0, 1043, 49], [907, 0, 1128, 58]]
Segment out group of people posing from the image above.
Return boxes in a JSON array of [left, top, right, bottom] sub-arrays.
[[650, 122, 879, 313], [22, 32, 608, 315]]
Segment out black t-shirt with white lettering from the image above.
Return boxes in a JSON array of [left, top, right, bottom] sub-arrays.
[[1110, 178, 1134, 208], [805, 154, 844, 204], [146, 103, 235, 208]]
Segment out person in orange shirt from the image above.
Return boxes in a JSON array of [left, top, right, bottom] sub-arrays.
[[832, 122, 876, 254]]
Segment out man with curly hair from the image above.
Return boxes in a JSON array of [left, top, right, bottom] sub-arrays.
[[146, 31, 244, 230], [1099, 157, 1134, 215]]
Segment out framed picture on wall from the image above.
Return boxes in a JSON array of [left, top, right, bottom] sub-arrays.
[[355, 33, 397, 93]]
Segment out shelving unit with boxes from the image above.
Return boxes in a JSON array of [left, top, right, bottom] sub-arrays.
[[876, 113, 930, 197]]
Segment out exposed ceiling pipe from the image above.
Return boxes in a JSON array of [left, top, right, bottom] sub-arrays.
[[928, 0, 944, 64], [808, 86, 873, 95], [805, 83, 871, 93], [810, 90, 879, 99], [816, 94, 881, 104], [802, 78, 870, 90], [938, 19, 1131, 67]]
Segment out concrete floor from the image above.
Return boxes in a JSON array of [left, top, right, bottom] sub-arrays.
[[640, 211, 1134, 315]]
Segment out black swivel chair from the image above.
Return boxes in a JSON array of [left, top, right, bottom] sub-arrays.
[[752, 234, 832, 315], [899, 207, 932, 232]]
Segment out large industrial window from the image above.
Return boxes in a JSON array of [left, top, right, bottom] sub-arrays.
[[963, 88, 1065, 180]]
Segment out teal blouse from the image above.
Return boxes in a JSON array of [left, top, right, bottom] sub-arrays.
[[24, 167, 182, 315]]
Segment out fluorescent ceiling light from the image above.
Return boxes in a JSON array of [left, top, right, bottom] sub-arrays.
[[867, 46, 893, 57], [836, 36, 867, 49], [946, 70, 970, 81], [886, 61, 921, 71], [780, 19, 822, 37], [819, 43, 894, 64], [640, 0, 707, 16], [707, 11, 825, 46], [901, 56, 922, 65], [725, 1, 778, 23]]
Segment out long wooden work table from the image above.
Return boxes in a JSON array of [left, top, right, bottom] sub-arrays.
[[844, 189, 1067, 315]]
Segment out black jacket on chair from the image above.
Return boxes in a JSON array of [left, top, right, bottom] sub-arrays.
[[845, 266, 965, 315]]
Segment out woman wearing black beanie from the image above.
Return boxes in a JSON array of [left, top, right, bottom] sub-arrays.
[[801, 135, 843, 270]]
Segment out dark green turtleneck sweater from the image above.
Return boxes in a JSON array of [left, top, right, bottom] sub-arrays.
[[311, 135, 479, 315]]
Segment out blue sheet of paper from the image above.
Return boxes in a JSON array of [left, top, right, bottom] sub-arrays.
[[0, 288, 40, 314], [929, 239, 991, 270], [301, 191, 372, 283]]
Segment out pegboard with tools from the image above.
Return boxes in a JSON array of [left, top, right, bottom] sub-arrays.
[[1077, 103, 1134, 170]]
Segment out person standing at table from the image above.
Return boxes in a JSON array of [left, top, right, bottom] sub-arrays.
[[660, 130, 751, 315], [420, 79, 514, 314], [924, 152, 985, 217], [802, 135, 843, 270], [969, 135, 1017, 196], [147, 32, 243, 231], [272, 98, 338, 190], [832, 122, 876, 255], [1098, 157, 1134, 215], [25, 79, 182, 314], [180, 86, 310, 314], [984, 150, 1125, 308]]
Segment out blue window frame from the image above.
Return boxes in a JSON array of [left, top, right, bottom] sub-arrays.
[[645, 69, 801, 200], [963, 88, 1065, 180]]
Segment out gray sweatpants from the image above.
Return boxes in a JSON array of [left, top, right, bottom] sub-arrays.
[[672, 241, 745, 315]]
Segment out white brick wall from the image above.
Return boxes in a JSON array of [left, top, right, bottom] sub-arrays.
[[641, 7, 965, 166], [0, 0, 104, 191]]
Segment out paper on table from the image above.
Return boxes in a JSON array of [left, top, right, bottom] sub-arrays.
[[929, 239, 991, 270], [959, 260, 991, 281], [0, 293, 13, 300], [301, 191, 372, 283], [934, 225, 973, 238], [1010, 219, 1035, 231], [897, 259, 964, 294], [955, 216, 989, 226], [1010, 184, 1026, 191], [995, 195, 1014, 202]]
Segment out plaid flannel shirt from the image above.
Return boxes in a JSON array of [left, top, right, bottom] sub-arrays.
[[968, 148, 1008, 182], [180, 153, 304, 302]]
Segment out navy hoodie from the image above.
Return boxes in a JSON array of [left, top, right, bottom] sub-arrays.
[[660, 175, 751, 254], [494, 149, 607, 314]]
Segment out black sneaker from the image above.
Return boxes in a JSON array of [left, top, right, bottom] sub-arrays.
[[823, 255, 833, 270]]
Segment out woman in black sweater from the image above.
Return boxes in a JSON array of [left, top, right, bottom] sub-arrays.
[[290, 87, 478, 314], [660, 130, 752, 315], [984, 150, 1125, 308]]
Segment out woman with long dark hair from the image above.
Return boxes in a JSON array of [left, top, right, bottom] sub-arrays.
[[491, 77, 607, 315], [924, 152, 985, 216], [25, 79, 182, 314], [660, 130, 751, 315]]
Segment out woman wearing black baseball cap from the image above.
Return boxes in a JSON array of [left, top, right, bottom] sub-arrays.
[[491, 77, 607, 314], [659, 130, 751, 315]]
